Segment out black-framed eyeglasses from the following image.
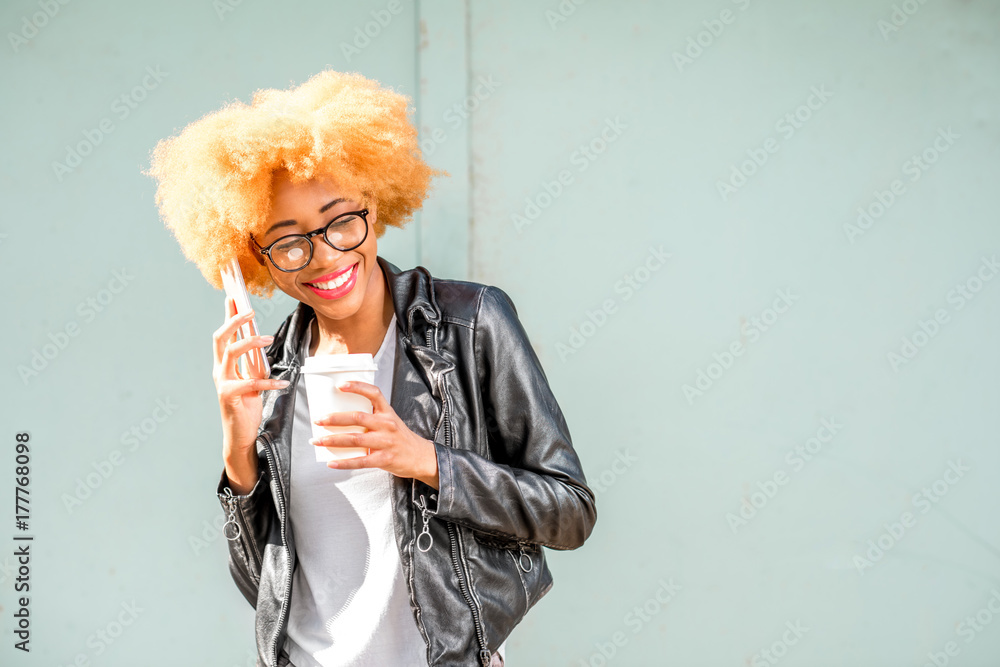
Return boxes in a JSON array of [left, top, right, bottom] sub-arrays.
[[250, 209, 369, 272]]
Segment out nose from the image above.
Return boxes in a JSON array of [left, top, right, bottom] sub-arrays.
[[310, 233, 347, 266]]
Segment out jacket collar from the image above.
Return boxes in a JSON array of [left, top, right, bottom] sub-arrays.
[[271, 255, 441, 370]]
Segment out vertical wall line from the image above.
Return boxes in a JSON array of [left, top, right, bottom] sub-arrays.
[[464, 0, 475, 282], [413, 0, 423, 265], [414, 0, 471, 280]]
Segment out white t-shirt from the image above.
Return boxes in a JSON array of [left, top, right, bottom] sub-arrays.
[[282, 312, 429, 667]]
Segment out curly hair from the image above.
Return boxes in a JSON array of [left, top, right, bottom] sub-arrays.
[[144, 70, 446, 297]]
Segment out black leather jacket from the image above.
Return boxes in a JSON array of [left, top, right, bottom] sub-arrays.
[[215, 256, 597, 667]]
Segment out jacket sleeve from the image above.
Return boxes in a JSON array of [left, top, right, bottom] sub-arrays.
[[422, 285, 597, 550], [215, 463, 274, 608]]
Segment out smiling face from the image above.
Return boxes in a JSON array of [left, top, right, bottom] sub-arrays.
[[253, 170, 381, 323]]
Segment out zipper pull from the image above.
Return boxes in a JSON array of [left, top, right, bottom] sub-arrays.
[[479, 649, 492, 666], [416, 494, 434, 552], [517, 544, 533, 572], [222, 487, 242, 541]]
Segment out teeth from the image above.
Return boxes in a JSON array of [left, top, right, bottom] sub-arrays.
[[310, 264, 354, 290]]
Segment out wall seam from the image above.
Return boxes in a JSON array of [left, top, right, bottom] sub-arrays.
[[464, 0, 474, 282], [414, 0, 423, 266]]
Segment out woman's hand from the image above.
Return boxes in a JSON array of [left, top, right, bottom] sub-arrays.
[[310, 381, 440, 489], [213, 296, 289, 490]]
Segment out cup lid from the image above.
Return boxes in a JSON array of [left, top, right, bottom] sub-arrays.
[[300, 352, 378, 373]]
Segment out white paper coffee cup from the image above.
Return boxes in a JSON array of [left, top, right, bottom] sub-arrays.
[[300, 353, 378, 463]]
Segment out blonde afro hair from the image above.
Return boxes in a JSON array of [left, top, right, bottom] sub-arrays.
[[144, 70, 446, 297]]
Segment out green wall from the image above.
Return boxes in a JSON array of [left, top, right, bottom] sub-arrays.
[[2, 0, 999, 665]]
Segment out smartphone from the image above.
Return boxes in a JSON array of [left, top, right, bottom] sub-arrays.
[[220, 257, 271, 379]]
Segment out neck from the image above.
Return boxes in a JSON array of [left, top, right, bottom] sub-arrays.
[[309, 260, 394, 357]]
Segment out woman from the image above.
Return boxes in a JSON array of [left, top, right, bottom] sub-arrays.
[[146, 70, 596, 667]]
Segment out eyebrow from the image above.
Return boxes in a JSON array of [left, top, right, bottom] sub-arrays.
[[264, 198, 349, 236]]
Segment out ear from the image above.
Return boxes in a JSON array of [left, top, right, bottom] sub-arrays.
[[363, 196, 377, 228]]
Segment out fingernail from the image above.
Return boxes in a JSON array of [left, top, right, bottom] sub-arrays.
[[275, 380, 290, 387], [261, 335, 274, 342]]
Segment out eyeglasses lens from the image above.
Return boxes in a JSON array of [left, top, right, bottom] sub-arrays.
[[269, 213, 366, 271]]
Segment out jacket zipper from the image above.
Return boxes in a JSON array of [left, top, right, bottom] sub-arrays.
[[406, 326, 437, 666], [422, 325, 490, 665], [222, 487, 262, 582], [411, 493, 434, 666], [507, 551, 530, 611], [447, 520, 491, 666], [427, 324, 535, 580], [259, 429, 292, 667], [433, 347, 491, 667], [428, 323, 534, 578], [515, 542, 533, 573]]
